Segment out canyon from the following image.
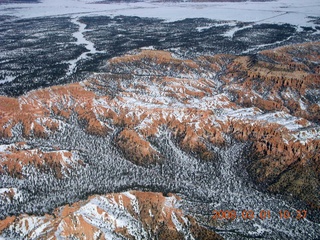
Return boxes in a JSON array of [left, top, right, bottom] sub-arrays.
[[0, 42, 319, 238]]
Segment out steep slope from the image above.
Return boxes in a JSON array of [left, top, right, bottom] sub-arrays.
[[0, 191, 223, 240], [0, 42, 320, 238], [0, 142, 83, 178]]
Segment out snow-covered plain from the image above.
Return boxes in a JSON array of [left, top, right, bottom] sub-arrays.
[[1, 0, 319, 90], [1, 0, 319, 28]]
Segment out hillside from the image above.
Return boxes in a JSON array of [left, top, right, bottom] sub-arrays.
[[0, 42, 320, 239]]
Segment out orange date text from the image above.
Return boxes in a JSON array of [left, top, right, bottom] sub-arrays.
[[212, 209, 307, 221]]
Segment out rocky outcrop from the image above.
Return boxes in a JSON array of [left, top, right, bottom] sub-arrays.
[[224, 42, 320, 123], [116, 129, 162, 165], [0, 43, 319, 216], [0, 142, 82, 178], [0, 191, 223, 240]]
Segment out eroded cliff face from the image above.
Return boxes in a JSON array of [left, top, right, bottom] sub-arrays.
[[0, 191, 223, 240], [0, 142, 83, 178], [0, 42, 319, 237]]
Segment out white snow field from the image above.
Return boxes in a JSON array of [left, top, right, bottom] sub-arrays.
[[1, 0, 319, 27]]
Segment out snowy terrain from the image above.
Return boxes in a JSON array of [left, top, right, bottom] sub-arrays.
[[0, 0, 319, 27], [66, 16, 103, 75], [1, 0, 319, 95], [0, 0, 320, 239]]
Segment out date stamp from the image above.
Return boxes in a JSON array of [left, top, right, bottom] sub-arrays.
[[212, 209, 307, 221]]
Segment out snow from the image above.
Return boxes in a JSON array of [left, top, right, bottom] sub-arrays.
[[30, 221, 51, 239], [171, 212, 183, 231], [299, 99, 307, 110], [0, 145, 9, 152], [0, 75, 15, 84], [196, 24, 216, 32], [122, 192, 136, 200], [248, 223, 272, 235], [0, 188, 22, 201], [1, 0, 319, 28], [242, 33, 295, 53], [188, 95, 232, 109], [222, 107, 259, 119], [164, 195, 177, 208], [55, 220, 66, 239], [148, 209, 153, 217], [140, 46, 155, 50], [75, 195, 149, 239], [218, 107, 320, 143], [221, 108, 310, 131], [60, 151, 75, 165], [14, 216, 44, 237], [254, 111, 304, 130], [66, 16, 103, 75], [292, 127, 320, 144], [0, 188, 11, 195], [222, 22, 247, 38], [122, 192, 139, 215]]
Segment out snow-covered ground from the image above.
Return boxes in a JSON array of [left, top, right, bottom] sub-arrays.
[[65, 16, 103, 75], [1, 0, 319, 27], [0, 75, 15, 85]]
